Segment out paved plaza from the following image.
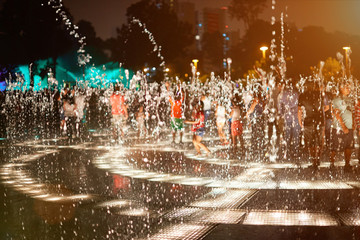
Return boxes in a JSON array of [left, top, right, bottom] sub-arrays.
[[1, 130, 360, 239]]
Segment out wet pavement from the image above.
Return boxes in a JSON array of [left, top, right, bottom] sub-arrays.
[[1, 131, 360, 239]]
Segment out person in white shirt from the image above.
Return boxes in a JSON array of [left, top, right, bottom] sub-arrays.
[[215, 101, 229, 145]]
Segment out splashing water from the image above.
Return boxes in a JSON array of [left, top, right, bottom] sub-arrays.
[[1, 1, 360, 239], [130, 18, 166, 74], [46, 0, 92, 67]]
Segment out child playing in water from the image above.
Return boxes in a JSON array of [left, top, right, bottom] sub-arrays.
[[166, 81, 184, 144], [110, 86, 128, 141], [136, 105, 147, 138], [230, 94, 245, 151], [185, 101, 211, 156], [215, 100, 229, 145]]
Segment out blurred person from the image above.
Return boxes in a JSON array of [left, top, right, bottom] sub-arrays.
[[110, 85, 128, 141], [59, 86, 69, 134], [278, 79, 301, 163], [323, 90, 333, 152], [166, 82, 184, 144], [298, 80, 325, 168], [266, 80, 283, 146], [185, 101, 211, 156], [74, 88, 87, 138], [330, 82, 354, 169], [63, 87, 77, 138], [230, 94, 245, 151], [201, 92, 212, 127], [136, 105, 147, 138], [354, 96, 360, 163], [215, 100, 229, 145], [246, 87, 266, 160]]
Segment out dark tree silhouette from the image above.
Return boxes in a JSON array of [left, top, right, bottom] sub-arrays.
[[0, 0, 76, 64], [228, 19, 360, 78], [228, 0, 267, 31], [0, 0, 77, 86], [201, 32, 224, 73], [77, 20, 108, 65], [229, 20, 274, 78], [107, 0, 194, 74]]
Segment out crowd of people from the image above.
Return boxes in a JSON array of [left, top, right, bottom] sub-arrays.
[[1, 74, 360, 169]]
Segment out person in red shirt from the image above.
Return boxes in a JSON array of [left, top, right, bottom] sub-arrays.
[[110, 86, 128, 141], [185, 101, 211, 156], [166, 82, 184, 144]]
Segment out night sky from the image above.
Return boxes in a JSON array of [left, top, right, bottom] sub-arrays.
[[63, 0, 360, 40]]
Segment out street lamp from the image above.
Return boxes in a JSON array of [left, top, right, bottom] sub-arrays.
[[343, 46, 351, 77], [227, 58, 232, 69], [192, 59, 199, 70], [260, 46, 268, 60], [191, 59, 199, 83], [226, 58, 232, 80]]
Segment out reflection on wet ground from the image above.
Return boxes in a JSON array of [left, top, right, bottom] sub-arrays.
[[1, 131, 360, 239]]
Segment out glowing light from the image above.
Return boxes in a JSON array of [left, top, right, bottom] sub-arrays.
[[97, 200, 130, 208], [243, 211, 338, 226], [131, 18, 166, 70], [68, 195, 91, 200], [150, 223, 214, 240], [45, 197, 63, 201], [192, 59, 199, 64], [118, 208, 149, 216]]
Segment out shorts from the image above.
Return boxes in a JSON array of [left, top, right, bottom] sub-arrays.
[[195, 127, 205, 137], [137, 120, 145, 129], [331, 129, 354, 152], [216, 117, 226, 126], [303, 124, 323, 147], [231, 120, 243, 136], [112, 115, 126, 128], [170, 118, 184, 131], [60, 111, 65, 121], [204, 110, 211, 122]]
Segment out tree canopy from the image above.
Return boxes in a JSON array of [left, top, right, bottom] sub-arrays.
[[107, 0, 194, 73], [228, 0, 267, 30], [0, 0, 76, 65]]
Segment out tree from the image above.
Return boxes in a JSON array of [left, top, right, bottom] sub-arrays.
[[229, 20, 274, 78], [0, 0, 77, 86], [107, 24, 157, 70], [201, 32, 224, 73], [77, 20, 108, 65], [77, 20, 97, 45], [228, 0, 267, 30], [314, 57, 342, 84], [107, 0, 194, 74], [0, 0, 76, 64]]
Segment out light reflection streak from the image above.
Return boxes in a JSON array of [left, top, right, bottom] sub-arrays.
[[243, 211, 338, 226], [1, 148, 93, 203], [149, 223, 214, 240], [118, 208, 149, 216], [4, 131, 360, 234], [96, 200, 130, 208], [94, 149, 356, 190], [338, 213, 360, 226]]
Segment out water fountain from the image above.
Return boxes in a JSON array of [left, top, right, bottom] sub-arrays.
[[1, 0, 360, 239]]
